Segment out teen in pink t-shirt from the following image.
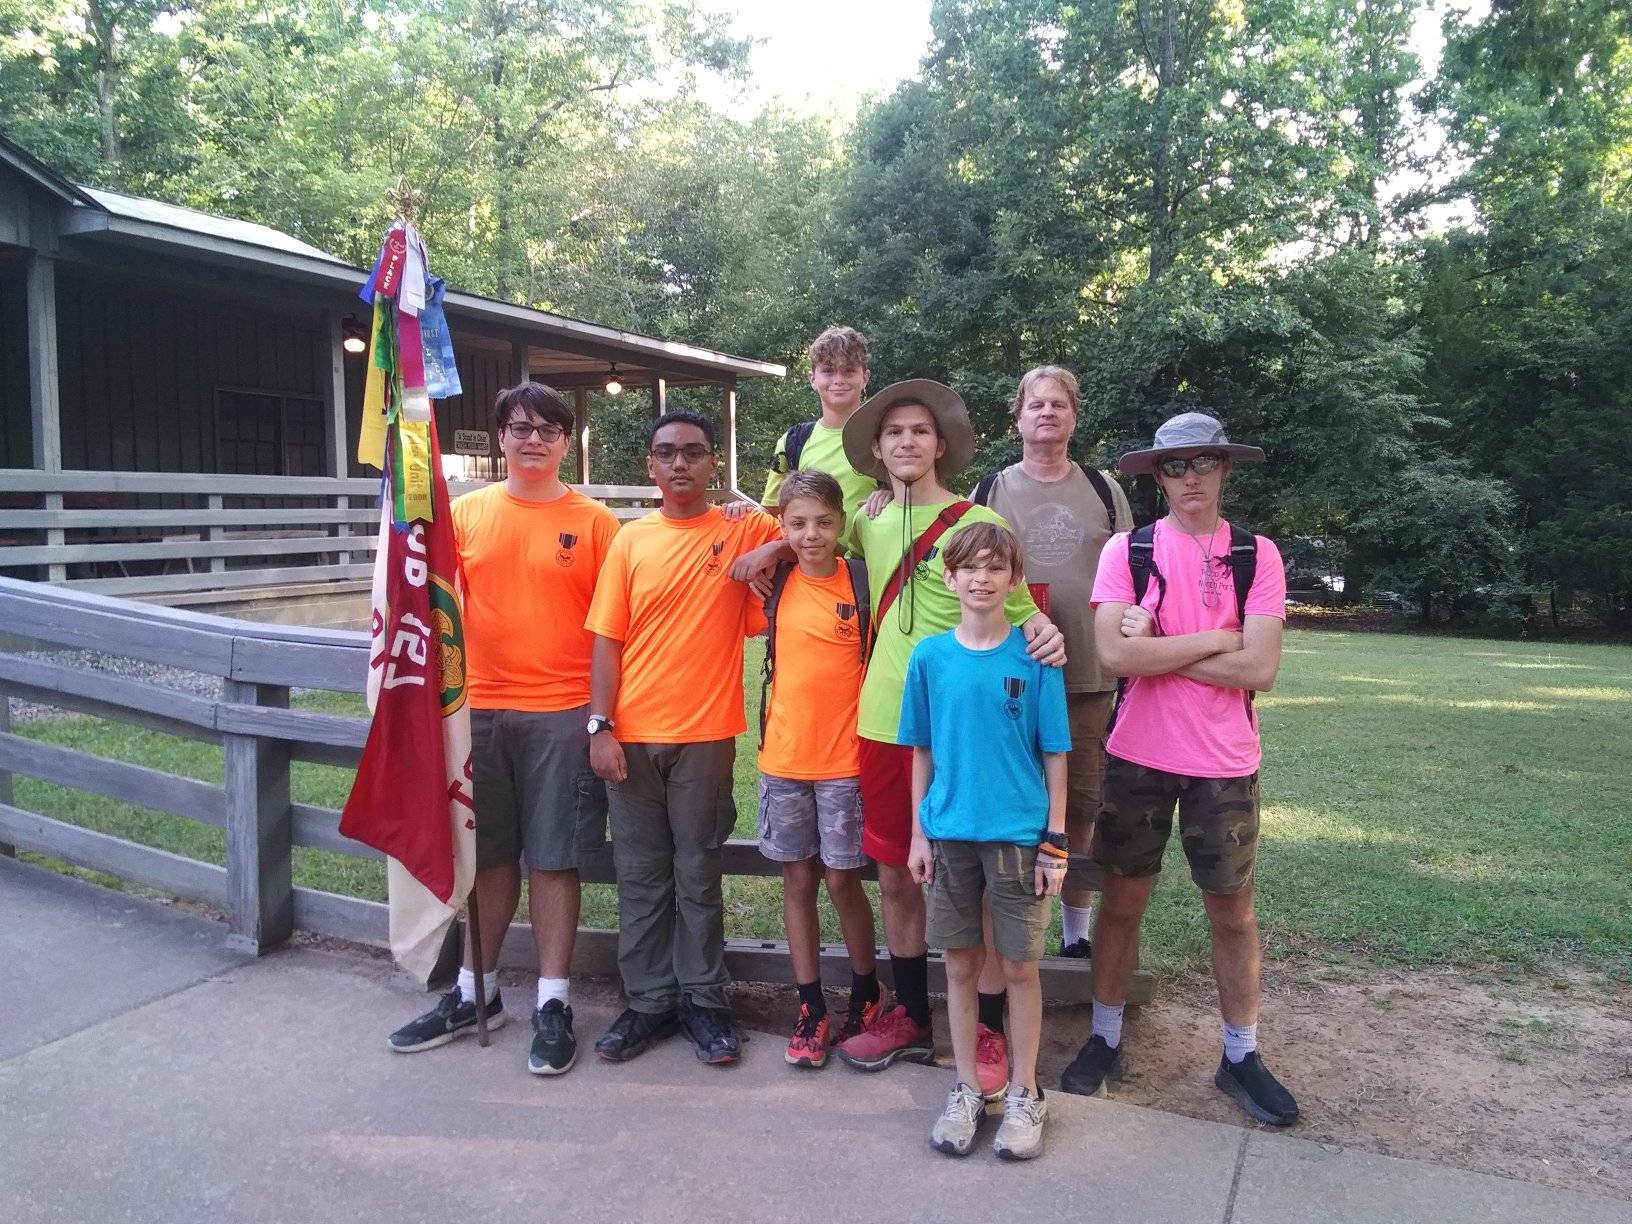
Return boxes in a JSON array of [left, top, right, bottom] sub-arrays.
[[1058, 411, 1298, 1133]]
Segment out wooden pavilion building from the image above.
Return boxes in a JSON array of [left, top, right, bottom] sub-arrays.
[[0, 133, 783, 622]]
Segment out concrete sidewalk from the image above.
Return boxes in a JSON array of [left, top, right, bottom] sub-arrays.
[[2, 857, 1627, 1224]]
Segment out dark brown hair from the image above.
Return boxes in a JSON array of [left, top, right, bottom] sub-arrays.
[[494, 382, 572, 432], [942, 520, 1024, 577]]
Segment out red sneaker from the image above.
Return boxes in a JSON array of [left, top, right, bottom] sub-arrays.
[[785, 1005, 832, 1069], [836, 1004, 935, 1072], [975, 1023, 1010, 1100], [833, 987, 889, 1047]]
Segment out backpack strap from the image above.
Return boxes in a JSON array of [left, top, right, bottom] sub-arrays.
[[782, 419, 818, 471], [873, 501, 975, 637], [844, 557, 871, 665], [1079, 464, 1122, 530], [757, 561, 797, 748], [970, 470, 999, 506], [1110, 522, 1163, 735], [1127, 521, 1163, 616], [1222, 523, 1257, 625]]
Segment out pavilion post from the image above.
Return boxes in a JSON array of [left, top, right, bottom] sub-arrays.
[[720, 380, 738, 494], [322, 310, 353, 569], [26, 253, 64, 582], [572, 388, 590, 485], [651, 376, 667, 418], [511, 340, 530, 385]]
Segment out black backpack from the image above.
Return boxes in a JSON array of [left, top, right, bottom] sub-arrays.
[[758, 558, 871, 747], [971, 462, 1124, 529], [782, 419, 819, 471]]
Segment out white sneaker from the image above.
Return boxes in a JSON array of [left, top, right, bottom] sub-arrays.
[[993, 1085, 1047, 1160], [931, 1082, 985, 1157]]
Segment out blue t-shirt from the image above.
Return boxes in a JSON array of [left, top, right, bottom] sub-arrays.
[[897, 627, 1071, 845]]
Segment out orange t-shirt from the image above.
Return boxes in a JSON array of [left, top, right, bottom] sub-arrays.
[[453, 484, 620, 712], [757, 565, 864, 780], [585, 506, 782, 743]]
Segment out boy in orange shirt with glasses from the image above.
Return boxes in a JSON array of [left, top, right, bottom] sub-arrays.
[[756, 470, 882, 1068]]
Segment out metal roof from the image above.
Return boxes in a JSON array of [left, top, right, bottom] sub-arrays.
[[0, 134, 783, 383]]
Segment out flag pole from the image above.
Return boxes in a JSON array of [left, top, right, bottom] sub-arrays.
[[384, 176, 491, 1048]]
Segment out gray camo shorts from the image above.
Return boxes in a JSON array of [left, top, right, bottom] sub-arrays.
[[756, 774, 866, 870]]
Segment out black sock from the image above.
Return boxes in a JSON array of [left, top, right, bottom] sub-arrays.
[[849, 969, 879, 1009], [891, 953, 931, 1027], [796, 979, 826, 1018], [978, 990, 1007, 1034]]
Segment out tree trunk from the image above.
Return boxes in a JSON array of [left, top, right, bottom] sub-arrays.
[[1146, 0, 1178, 282], [87, 1, 122, 165]]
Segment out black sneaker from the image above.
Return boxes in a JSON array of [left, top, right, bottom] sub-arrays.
[[387, 988, 506, 1053], [594, 1006, 679, 1062], [1058, 1034, 1124, 1097], [528, 999, 577, 1076], [1215, 1051, 1299, 1126], [680, 997, 742, 1065], [1059, 938, 1092, 959]]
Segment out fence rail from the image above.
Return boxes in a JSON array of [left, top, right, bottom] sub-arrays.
[[0, 573, 1149, 1002]]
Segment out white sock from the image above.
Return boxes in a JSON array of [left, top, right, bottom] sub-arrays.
[[1061, 902, 1094, 947], [457, 967, 498, 1005], [537, 977, 570, 1009], [1092, 1000, 1124, 1049], [1223, 1021, 1258, 1063]]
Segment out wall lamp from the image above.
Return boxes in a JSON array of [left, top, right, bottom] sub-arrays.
[[342, 315, 368, 355]]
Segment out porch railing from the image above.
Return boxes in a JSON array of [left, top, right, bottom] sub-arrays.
[[0, 576, 1148, 1002]]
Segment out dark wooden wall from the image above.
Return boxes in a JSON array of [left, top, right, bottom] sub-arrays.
[[0, 266, 520, 477], [0, 265, 29, 467]]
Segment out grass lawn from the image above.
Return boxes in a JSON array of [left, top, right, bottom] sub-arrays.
[[10, 630, 1631, 980]]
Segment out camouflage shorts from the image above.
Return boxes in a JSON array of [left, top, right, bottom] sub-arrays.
[[1089, 756, 1259, 894]]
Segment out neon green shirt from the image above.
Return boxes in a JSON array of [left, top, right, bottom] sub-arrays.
[[845, 500, 1040, 744], [760, 420, 878, 514]]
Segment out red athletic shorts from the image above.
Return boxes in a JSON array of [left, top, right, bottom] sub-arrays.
[[858, 736, 914, 867]]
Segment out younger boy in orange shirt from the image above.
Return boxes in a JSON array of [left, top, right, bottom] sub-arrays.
[[756, 471, 882, 1068]]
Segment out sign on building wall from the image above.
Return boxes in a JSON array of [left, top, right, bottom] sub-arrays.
[[452, 429, 491, 456]]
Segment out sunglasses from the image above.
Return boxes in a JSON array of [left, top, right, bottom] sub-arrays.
[[1157, 453, 1225, 478]]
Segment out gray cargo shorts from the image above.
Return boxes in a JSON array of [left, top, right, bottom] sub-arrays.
[[469, 705, 607, 872], [756, 774, 866, 870]]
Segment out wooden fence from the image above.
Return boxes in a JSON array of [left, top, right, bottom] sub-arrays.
[[0, 470, 715, 598], [0, 574, 1149, 1002]]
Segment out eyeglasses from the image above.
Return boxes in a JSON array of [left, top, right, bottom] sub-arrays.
[[504, 421, 565, 443], [1157, 453, 1225, 478], [650, 444, 714, 465]]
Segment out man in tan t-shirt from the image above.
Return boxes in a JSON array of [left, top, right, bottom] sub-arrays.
[[970, 366, 1132, 962]]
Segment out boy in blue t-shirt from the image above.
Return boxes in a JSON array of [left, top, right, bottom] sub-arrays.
[[899, 521, 1070, 1161]]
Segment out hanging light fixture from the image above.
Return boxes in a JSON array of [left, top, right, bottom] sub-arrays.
[[604, 364, 624, 396], [341, 315, 367, 355]]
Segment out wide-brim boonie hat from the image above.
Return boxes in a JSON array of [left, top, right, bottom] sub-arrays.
[[842, 379, 977, 483], [1118, 411, 1265, 475]]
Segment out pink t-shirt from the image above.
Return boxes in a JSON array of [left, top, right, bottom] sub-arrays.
[[1090, 522, 1285, 777]]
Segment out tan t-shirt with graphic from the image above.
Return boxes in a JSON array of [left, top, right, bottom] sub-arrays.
[[981, 465, 1132, 693]]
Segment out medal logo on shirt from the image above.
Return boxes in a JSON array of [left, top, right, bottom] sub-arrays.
[[913, 545, 940, 583], [835, 602, 857, 639], [555, 532, 578, 567], [704, 539, 725, 576], [1002, 676, 1025, 720]]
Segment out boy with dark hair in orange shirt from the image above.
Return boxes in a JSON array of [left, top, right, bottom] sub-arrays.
[[585, 410, 782, 1066], [757, 470, 882, 1069], [388, 381, 618, 1078]]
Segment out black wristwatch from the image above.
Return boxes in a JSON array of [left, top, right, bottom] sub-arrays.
[[586, 714, 615, 736], [1041, 831, 1070, 851]]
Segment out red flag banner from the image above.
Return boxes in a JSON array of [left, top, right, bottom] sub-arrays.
[[340, 221, 475, 983]]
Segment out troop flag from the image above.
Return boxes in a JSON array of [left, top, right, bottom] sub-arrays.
[[339, 218, 475, 984]]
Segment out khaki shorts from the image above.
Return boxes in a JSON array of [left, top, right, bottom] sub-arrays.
[[1065, 690, 1115, 892], [1090, 756, 1259, 894], [926, 840, 1049, 963]]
